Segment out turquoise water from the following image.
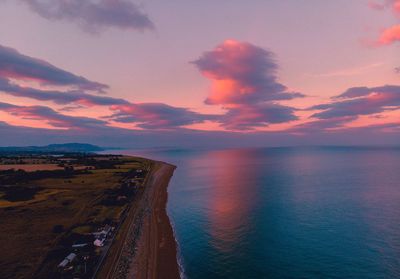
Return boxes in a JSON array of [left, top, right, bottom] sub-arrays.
[[121, 147, 400, 279]]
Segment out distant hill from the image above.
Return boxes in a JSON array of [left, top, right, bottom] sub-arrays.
[[0, 143, 104, 154]]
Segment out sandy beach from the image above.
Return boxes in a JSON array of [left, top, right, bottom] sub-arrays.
[[98, 161, 180, 279], [128, 162, 181, 279]]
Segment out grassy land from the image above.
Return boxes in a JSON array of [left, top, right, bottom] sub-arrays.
[[0, 154, 152, 279]]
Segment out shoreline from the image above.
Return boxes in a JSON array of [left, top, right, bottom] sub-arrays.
[[98, 160, 180, 279], [129, 161, 181, 279]]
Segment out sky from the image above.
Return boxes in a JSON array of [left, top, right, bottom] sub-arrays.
[[0, 0, 399, 148]]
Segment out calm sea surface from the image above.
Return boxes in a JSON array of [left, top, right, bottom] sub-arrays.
[[119, 147, 400, 279]]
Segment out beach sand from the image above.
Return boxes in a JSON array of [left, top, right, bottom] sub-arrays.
[[129, 163, 181, 279]]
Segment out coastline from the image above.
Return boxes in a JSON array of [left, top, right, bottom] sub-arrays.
[[128, 162, 181, 279], [97, 160, 180, 279]]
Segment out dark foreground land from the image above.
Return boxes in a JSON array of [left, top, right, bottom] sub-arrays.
[[0, 153, 179, 279]]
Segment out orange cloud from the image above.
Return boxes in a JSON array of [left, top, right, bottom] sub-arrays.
[[192, 40, 304, 130], [193, 40, 304, 106], [371, 1, 400, 45], [378, 24, 400, 45], [393, 0, 400, 14]]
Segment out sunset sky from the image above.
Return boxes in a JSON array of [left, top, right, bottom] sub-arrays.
[[0, 0, 399, 147]]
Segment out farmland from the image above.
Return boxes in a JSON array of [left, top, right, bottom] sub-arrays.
[[0, 154, 151, 279]]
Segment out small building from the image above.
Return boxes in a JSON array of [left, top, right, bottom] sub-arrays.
[[93, 224, 112, 237], [94, 238, 105, 247], [72, 243, 88, 248], [58, 259, 69, 269], [103, 224, 112, 234], [58, 253, 77, 268]]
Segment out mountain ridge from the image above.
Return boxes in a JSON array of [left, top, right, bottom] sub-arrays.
[[0, 143, 104, 153]]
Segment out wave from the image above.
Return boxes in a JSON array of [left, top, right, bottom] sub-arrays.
[[167, 209, 187, 279]]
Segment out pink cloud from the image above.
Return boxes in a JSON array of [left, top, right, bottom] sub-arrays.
[[0, 102, 106, 129], [393, 0, 400, 14], [0, 77, 128, 107], [0, 44, 108, 92], [368, 1, 386, 10], [378, 24, 400, 45], [368, 0, 400, 13], [308, 85, 400, 120], [371, 1, 400, 45], [218, 103, 298, 130], [193, 40, 303, 106], [109, 103, 218, 129], [192, 40, 303, 130]]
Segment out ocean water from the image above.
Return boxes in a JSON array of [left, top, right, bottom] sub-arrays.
[[121, 146, 400, 279]]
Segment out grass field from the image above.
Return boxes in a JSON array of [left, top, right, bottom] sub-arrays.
[[0, 154, 152, 279], [0, 164, 63, 171]]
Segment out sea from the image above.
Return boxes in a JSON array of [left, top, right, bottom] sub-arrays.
[[117, 146, 400, 279]]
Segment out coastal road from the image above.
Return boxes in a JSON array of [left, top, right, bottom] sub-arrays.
[[95, 164, 152, 279]]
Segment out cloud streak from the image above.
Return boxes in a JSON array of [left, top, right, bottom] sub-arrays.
[[0, 102, 106, 129], [0, 44, 218, 130], [18, 0, 154, 33], [0, 118, 398, 148], [0, 78, 215, 129], [0, 44, 108, 92], [309, 85, 400, 119], [289, 116, 358, 133], [109, 103, 218, 129], [0, 77, 128, 106], [218, 103, 298, 130]]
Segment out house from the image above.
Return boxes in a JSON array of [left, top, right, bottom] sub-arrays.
[[72, 243, 88, 248], [58, 259, 69, 269], [93, 224, 112, 237], [93, 238, 105, 247], [58, 253, 77, 268], [103, 224, 112, 234]]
